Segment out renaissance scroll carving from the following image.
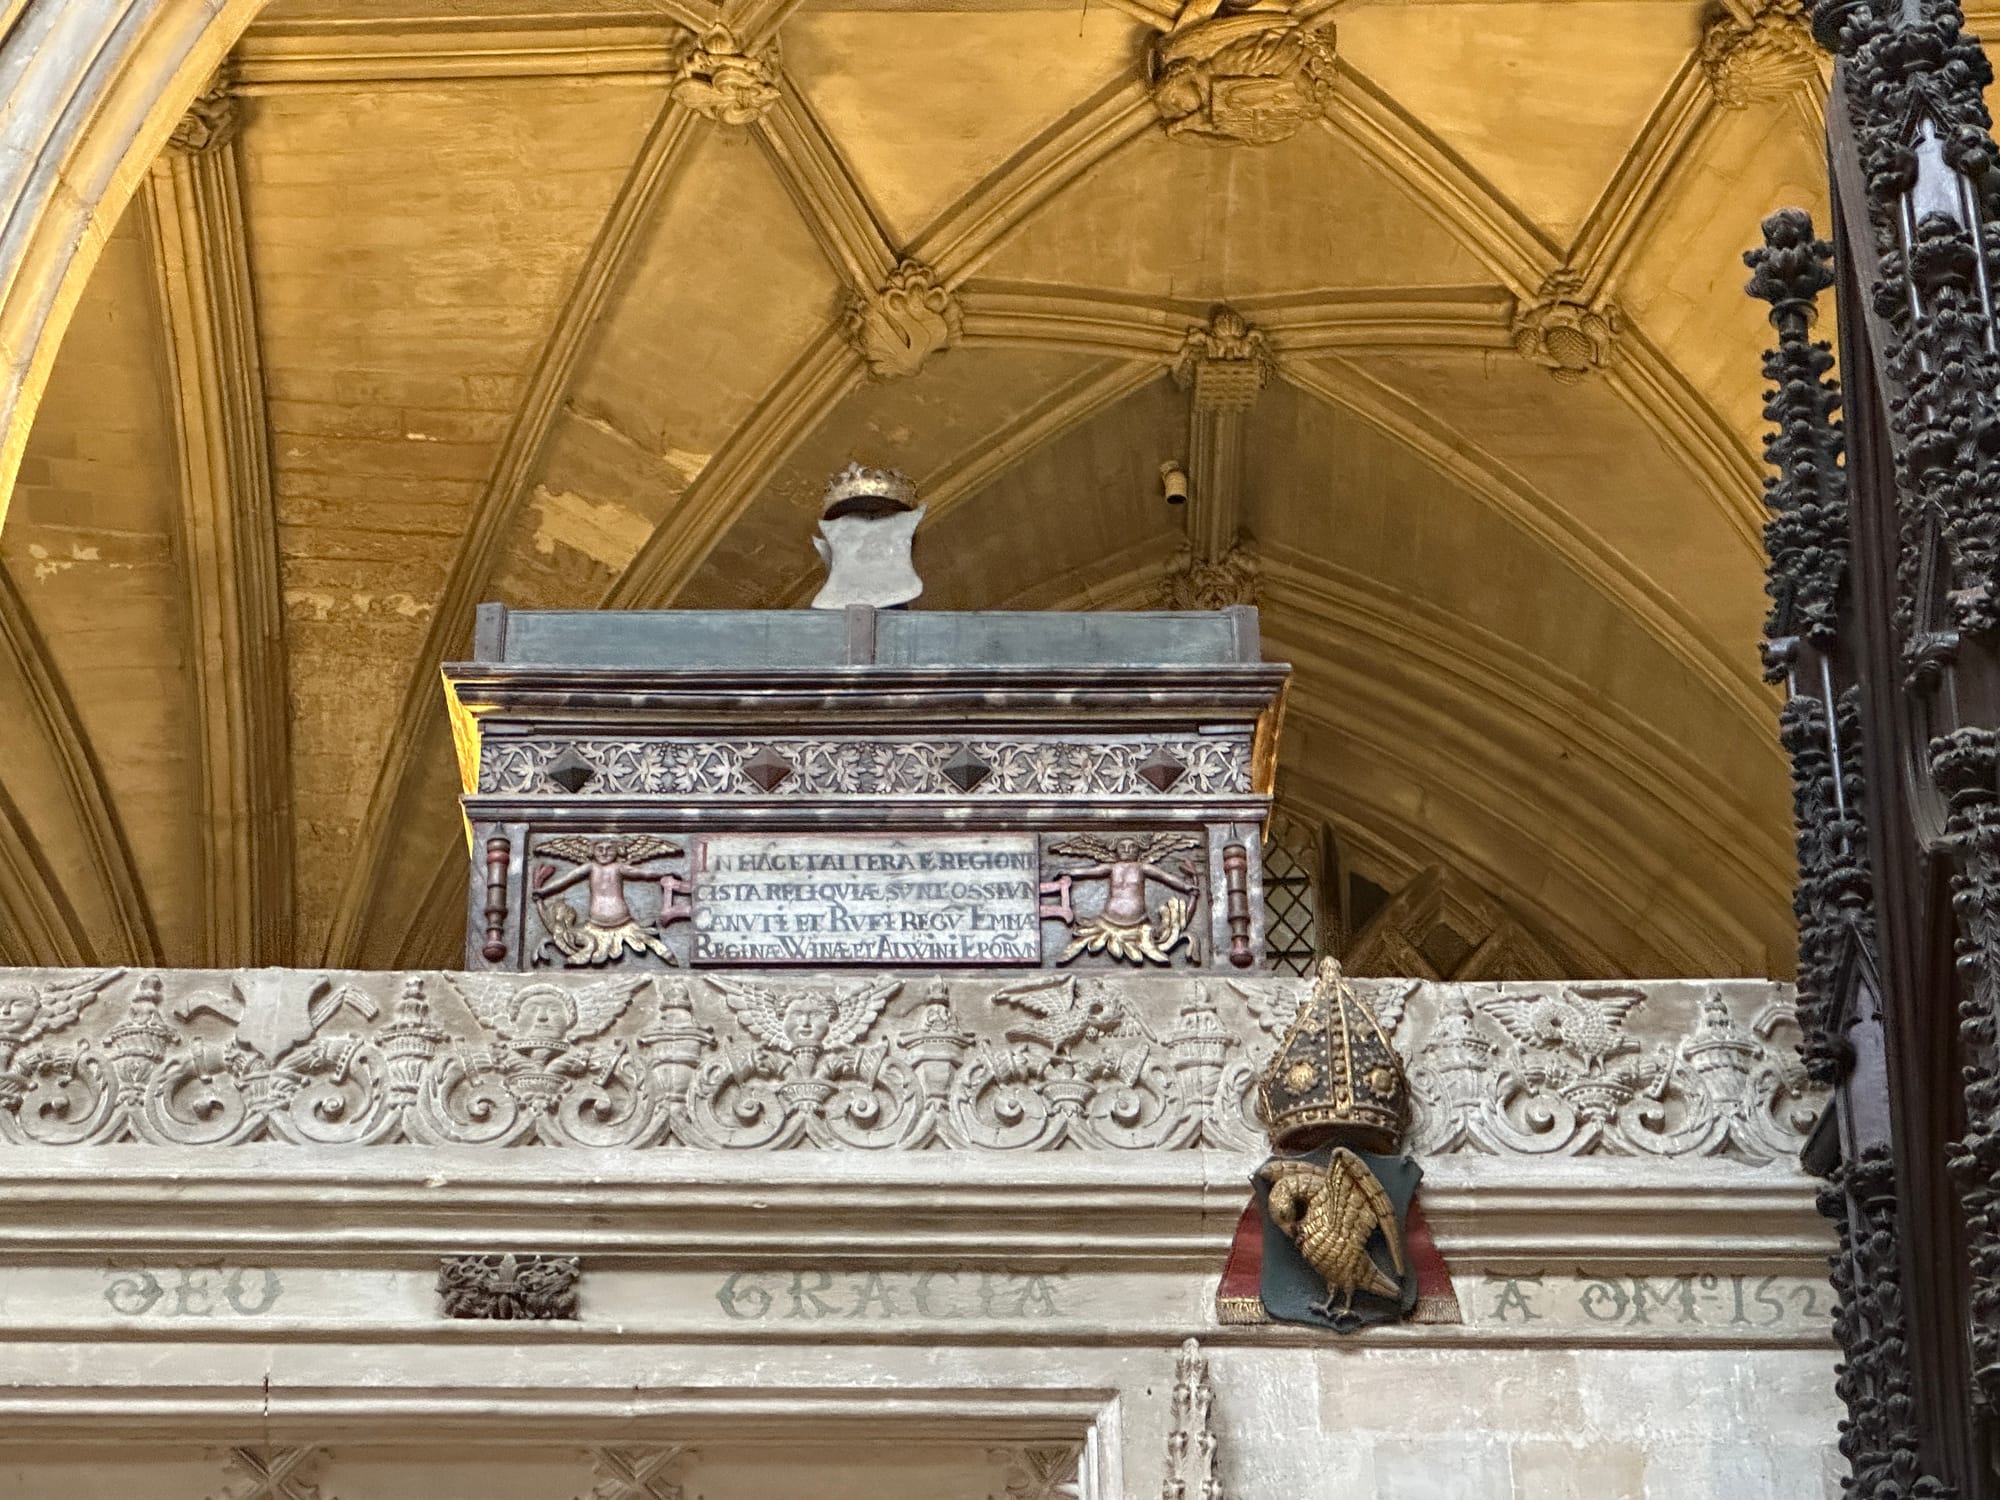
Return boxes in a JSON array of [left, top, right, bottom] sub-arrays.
[[479, 737, 1251, 798], [0, 970, 1817, 1159]]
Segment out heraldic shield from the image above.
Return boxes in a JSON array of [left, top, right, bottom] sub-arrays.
[[1254, 1144, 1421, 1333]]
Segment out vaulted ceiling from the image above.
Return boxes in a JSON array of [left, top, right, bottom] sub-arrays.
[[0, 0, 1863, 976]]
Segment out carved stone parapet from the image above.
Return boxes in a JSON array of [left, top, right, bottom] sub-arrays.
[[1148, 0, 1337, 145], [1699, 0, 1819, 109], [167, 68, 241, 156], [437, 1252, 580, 1320], [1511, 269, 1621, 385], [1158, 543, 1258, 610], [0, 969, 1818, 1161], [843, 259, 961, 379]]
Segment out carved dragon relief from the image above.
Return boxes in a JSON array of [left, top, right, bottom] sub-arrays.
[[0, 970, 1818, 1159]]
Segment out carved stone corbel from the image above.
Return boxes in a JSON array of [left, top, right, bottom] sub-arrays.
[[671, 25, 780, 126], [843, 259, 961, 379], [1172, 306, 1272, 412], [167, 68, 240, 156], [1158, 542, 1258, 609], [1511, 269, 1621, 385], [1699, 0, 1819, 110]]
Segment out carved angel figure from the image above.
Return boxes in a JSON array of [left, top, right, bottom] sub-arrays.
[[1260, 1148, 1405, 1321], [0, 971, 120, 1110], [1149, 0, 1339, 146], [1047, 833, 1202, 966], [533, 835, 688, 968], [451, 976, 640, 1064], [705, 974, 900, 1078]]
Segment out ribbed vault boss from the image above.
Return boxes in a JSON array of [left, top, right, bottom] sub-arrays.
[[1254, 956, 1420, 1331]]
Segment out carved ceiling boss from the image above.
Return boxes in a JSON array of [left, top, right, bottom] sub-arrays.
[[1149, 0, 1340, 146]]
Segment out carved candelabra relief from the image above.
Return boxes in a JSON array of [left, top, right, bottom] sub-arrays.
[[0, 970, 1817, 1161]]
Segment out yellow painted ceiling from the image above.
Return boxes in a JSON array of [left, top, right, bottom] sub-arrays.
[[0, 0, 1846, 976]]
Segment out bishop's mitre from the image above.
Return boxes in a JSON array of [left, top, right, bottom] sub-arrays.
[[1257, 957, 1410, 1154]]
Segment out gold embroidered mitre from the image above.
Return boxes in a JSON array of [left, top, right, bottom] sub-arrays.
[[1257, 957, 1409, 1154]]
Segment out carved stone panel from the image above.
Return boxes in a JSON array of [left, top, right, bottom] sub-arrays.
[[690, 834, 1041, 966], [0, 969, 1818, 1161]]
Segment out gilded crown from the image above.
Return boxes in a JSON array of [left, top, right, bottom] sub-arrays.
[[1257, 957, 1409, 1154], [822, 461, 918, 518]]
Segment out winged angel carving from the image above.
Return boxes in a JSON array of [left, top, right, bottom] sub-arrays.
[[0, 970, 120, 1125], [434, 974, 654, 1146], [683, 974, 912, 1149], [1045, 833, 1203, 966]]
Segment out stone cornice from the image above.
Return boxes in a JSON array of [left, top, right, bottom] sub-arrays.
[[0, 1151, 1824, 1275]]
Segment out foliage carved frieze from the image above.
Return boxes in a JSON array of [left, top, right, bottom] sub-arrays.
[[478, 736, 1253, 798], [0, 970, 1818, 1160]]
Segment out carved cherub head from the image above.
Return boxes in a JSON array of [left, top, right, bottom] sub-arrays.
[[0, 981, 39, 1039], [1114, 836, 1141, 861], [509, 987, 578, 1047], [781, 995, 835, 1050], [590, 837, 622, 865]]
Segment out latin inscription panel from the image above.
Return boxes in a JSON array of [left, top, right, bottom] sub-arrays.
[[690, 834, 1041, 965]]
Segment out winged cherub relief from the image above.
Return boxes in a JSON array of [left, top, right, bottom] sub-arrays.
[[1043, 833, 1203, 966], [0, 971, 121, 1110], [705, 973, 901, 1083], [532, 835, 691, 967], [447, 975, 645, 1111]]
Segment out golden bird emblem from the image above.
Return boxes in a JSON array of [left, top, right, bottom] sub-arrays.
[[1259, 1148, 1406, 1321]]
